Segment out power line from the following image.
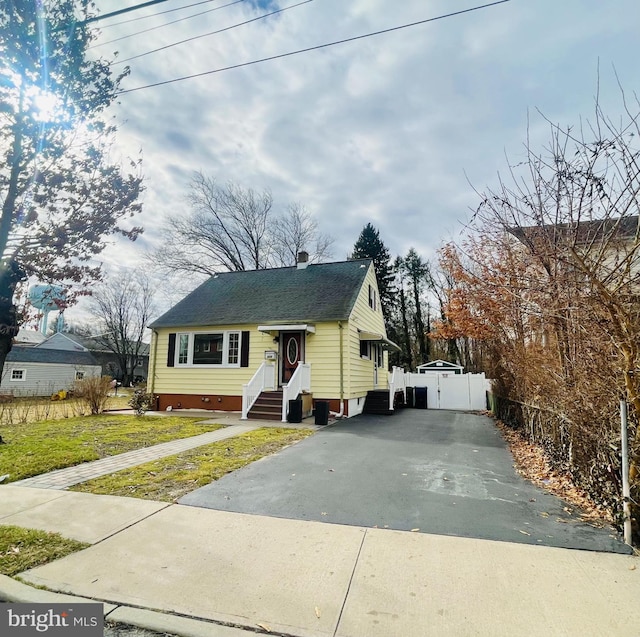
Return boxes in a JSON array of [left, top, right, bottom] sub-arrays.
[[99, 0, 227, 29], [82, 0, 173, 25], [93, 0, 246, 47], [121, 0, 513, 94], [114, 0, 313, 64]]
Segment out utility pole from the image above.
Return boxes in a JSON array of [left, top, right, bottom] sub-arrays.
[[620, 400, 632, 546]]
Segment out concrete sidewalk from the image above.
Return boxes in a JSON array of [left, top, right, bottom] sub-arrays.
[[0, 485, 638, 637]]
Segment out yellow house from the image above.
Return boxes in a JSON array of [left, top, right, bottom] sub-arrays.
[[148, 255, 399, 420]]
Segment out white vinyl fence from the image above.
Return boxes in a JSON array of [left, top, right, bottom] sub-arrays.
[[407, 372, 488, 411]]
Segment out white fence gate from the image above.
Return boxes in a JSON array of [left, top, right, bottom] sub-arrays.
[[407, 372, 488, 411]]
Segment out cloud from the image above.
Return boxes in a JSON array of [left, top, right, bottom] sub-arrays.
[[75, 0, 640, 313]]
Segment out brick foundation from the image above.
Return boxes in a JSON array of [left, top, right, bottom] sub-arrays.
[[156, 394, 243, 412]]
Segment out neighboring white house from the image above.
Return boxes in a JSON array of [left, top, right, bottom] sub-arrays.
[[14, 329, 46, 347], [0, 346, 101, 396], [37, 332, 150, 383]]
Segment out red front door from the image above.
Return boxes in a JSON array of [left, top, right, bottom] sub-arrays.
[[281, 331, 304, 383]]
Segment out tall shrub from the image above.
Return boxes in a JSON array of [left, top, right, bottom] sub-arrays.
[[73, 376, 113, 415]]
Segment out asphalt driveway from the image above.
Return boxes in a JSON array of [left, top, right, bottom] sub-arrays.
[[179, 409, 630, 554]]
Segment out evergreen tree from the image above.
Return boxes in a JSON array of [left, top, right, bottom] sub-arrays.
[[351, 223, 395, 323]]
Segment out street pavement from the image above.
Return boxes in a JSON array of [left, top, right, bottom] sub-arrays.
[[179, 409, 629, 553]]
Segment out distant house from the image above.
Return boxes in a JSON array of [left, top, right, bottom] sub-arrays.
[[14, 329, 46, 347], [0, 346, 100, 397], [148, 255, 399, 420], [36, 333, 149, 383], [508, 215, 640, 289]]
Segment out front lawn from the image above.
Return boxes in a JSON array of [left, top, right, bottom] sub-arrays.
[[0, 415, 223, 483], [0, 525, 88, 577], [71, 427, 314, 501]]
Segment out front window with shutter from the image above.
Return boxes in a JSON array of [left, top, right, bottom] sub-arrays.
[[175, 331, 242, 367]]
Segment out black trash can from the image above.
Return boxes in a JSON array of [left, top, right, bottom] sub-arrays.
[[288, 399, 303, 423], [406, 386, 414, 408], [314, 400, 330, 426], [414, 386, 427, 409]]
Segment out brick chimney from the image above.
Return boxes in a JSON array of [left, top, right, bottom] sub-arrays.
[[297, 251, 309, 269]]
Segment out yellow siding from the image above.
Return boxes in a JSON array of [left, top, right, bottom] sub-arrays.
[[151, 325, 275, 396], [303, 321, 343, 398], [344, 263, 389, 397]]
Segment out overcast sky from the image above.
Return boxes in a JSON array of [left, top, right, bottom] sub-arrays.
[[74, 0, 640, 317]]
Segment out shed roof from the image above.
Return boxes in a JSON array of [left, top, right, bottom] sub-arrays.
[[7, 346, 99, 367], [417, 359, 464, 369], [150, 259, 373, 328]]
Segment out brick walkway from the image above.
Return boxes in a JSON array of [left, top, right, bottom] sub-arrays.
[[12, 425, 259, 490]]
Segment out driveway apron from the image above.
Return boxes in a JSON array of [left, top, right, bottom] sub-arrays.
[[179, 409, 629, 554]]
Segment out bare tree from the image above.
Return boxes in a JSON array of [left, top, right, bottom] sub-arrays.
[[425, 255, 471, 368], [270, 203, 334, 266], [391, 256, 413, 369], [437, 88, 640, 537], [149, 174, 333, 275], [89, 271, 156, 385], [150, 173, 272, 275]]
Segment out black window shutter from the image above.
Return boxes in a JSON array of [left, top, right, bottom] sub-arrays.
[[167, 333, 176, 367], [240, 331, 250, 367]]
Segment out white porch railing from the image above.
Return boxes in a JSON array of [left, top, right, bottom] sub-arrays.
[[241, 361, 276, 420], [388, 366, 408, 412], [281, 363, 311, 422]]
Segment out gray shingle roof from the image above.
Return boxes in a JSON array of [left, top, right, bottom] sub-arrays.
[[508, 215, 640, 245], [56, 333, 150, 356], [15, 330, 46, 346], [7, 346, 99, 366], [150, 259, 372, 328]]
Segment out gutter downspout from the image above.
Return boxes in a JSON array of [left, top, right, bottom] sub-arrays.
[[331, 321, 345, 418]]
